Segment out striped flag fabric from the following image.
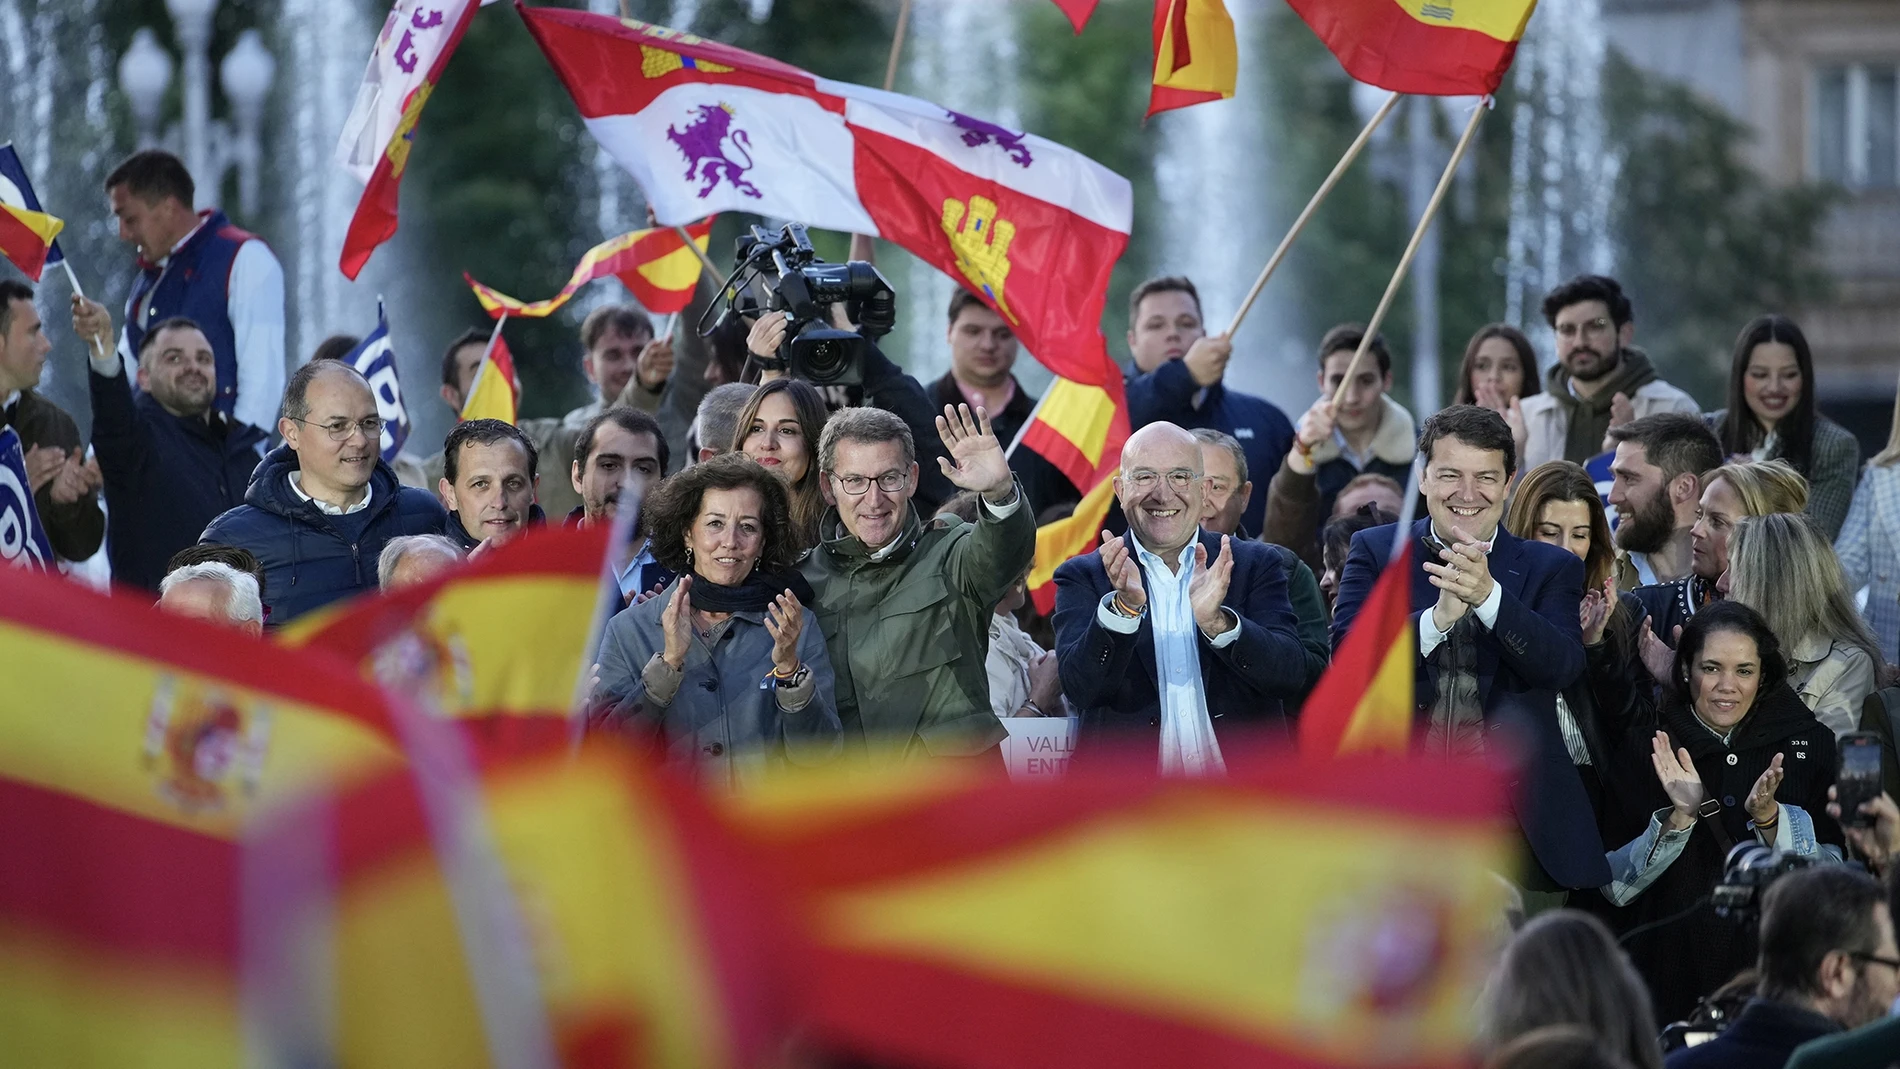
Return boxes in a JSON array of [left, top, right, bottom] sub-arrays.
[[0, 427, 55, 570], [516, 4, 1132, 395], [459, 330, 519, 425], [0, 143, 65, 281], [1285, 0, 1539, 96], [336, 0, 482, 279], [467, 218, 714, 319], [723, 749, 1513, 1069], [1299, 541, 1416, 757], [0, 563, 403, 1066], [1025, 460, 1116, 614], [279, 524, 611, 759], [1012, 374, 1129, 614], [342, 300, 413, 461], [1149, 0, 1239, 116], [246, 743, 797, 1068]]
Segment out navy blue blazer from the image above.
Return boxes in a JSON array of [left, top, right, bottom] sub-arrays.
[[1053, 529, 1308, 750], [1331, 518, 1610, 890]]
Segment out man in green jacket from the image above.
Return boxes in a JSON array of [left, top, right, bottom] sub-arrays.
[[803, 403, 1034, 763]]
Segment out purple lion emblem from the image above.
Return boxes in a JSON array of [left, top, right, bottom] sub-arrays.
[[667, 103, 761, 199], [946, 110, 1033, 168]]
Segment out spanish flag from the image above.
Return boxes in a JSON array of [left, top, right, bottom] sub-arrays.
[[280, 524, 611, 760], [467, 218, 713, 319], [724, 749, 1512, 1069], [1300, 542, 1415, 757], [459, 329, 520, 424], [1286, 0, 1539, 96], [247, 743, 797, 1068], [0, 564, 402, 1067], [1015, 371, 1129, 613], [0, 203, 63, 282], [1149, 0, 1239, 116]]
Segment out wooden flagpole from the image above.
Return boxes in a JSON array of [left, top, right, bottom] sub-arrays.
[[1225, 90, 1402, 337], [674, 224, 720, 279], [848, 0, 912, 264], [1331, 97, 1488, 407]]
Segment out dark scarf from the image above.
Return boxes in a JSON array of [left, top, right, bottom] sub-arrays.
[[686, 566, 815, 614]]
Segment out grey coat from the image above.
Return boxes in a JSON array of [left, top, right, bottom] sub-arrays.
[[596, 579, 842, 787]]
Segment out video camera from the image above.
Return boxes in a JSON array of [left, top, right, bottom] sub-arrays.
[[1710, 842, 1817, 925], [718, 222, 896, 386]]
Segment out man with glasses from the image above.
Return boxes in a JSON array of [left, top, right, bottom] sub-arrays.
[[1518, 274, 1700, 469], [70, 303, 268, 591], [1051, 422, 1307, 773], [801, 404, 1034, 763], [202, 360, 447, 623], [1669, 865, 1900, 1069]]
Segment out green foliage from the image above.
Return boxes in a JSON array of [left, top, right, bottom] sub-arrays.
[[406, 2, 593, 418], [1604, 53, 1836, 404]]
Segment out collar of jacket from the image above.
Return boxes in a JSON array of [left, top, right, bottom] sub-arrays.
[[1662, 680, 1819, 756], [819, 500, 929, 566], [930, 371, 1034, 423], [1544, 346, 1660, 416], [1307, 394, 1417, 467], [245, 443, 399, 522]]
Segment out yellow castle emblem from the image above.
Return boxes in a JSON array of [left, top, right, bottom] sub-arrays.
[[639, 45, 735, 79], [941, 195, 1017, 324], [384, 83, 435, 176]]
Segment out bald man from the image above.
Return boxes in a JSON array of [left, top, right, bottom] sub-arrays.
[[1051, 422, 1309, 772]]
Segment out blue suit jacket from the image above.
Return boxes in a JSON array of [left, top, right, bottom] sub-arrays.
[[1331, 518, 1611, 890], [1053, 529, 1308, 750]]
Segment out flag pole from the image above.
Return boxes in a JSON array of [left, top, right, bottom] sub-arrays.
[[1225, 90, 1401, 337], [673, 224, 720, 280], [58, 260, 109, 362], [461, 311, 508, 420], [1331, 97, 1488, 408], [1002, 386, 1052, 462], [882, 0, 913, 92]]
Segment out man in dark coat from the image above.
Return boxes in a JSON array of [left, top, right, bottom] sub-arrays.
[[72, 305, 267, 591], [1053, 422, 1307, 767], [1331, 404, 1610, 899], [0, 279, 104, 563], [1667, 866, 1897, 1069], [201, 361, 446, 623]]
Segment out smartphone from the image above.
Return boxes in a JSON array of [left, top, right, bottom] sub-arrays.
[[1837, 732, 1883, 830]]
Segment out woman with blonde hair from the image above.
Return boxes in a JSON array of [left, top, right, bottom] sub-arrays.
[[1835, 378, 1900, 662], [1724, 512, 1882, 736], [1636, 459, 1812, 654]]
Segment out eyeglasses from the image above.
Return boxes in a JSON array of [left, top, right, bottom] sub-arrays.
[[1554, 317, 1615, 340], [1849, 951, 1900, 972], [1124, 469, 1198, 492], [829, 470, 908, 495], [291, 416, 385, 442]]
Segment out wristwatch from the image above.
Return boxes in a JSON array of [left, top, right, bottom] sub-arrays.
[[772, 663, 811, 689]]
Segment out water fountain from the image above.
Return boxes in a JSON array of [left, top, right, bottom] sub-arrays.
[[1503, 0, 1620, 367]]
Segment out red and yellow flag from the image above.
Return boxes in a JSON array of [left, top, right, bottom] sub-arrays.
[[459, 330, 521, 424], [1286, 0, 1538, 96], [0, 564, 402, 1067], [1015, 374, 1129, 613], [1300, 542, 1416, 757], [280, 524, 611, 761], [0, 203, 63, 282], [1149, 0, 1239, 116], [466, 218, 714, 319], [247, 743, 796, 1068], [724, 749, 1512, 1069]]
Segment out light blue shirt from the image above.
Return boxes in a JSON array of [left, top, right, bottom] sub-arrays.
[[615, 537, 660, 601], [1096, 533, 1239, 776]]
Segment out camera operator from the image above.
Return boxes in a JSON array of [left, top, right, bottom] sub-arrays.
[[1667, 866, 1899, 1069], [1589, 601, 1844, 1024], [746, 307, 956, 512]]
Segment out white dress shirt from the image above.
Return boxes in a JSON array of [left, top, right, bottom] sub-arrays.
[[1094, 534, 1238, 777], [121, 221, 286, 433], [287, 471, 372, 516]]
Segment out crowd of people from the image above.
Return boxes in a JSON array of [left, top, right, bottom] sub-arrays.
[[7, 147, 1900, 1059]]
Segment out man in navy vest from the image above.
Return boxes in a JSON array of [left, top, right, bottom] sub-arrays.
[[106, 149, 286, 433]]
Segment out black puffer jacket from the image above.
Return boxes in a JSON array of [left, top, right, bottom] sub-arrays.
[[1593, 672, 1841, 1025], [201, 446, 447, 623]]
